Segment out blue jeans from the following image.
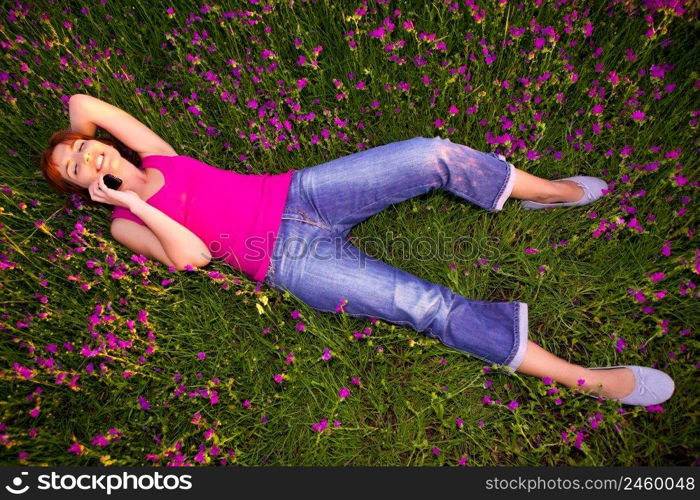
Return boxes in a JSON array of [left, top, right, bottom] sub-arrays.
[[263, 137, 528, 373]]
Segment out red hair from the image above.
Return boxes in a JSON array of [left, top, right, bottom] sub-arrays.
[[39, 130, 142, 209]]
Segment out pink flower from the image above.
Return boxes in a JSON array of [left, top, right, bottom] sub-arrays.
[[507, 400, 519, 411], [273, 374, 284, 384], [650, 272, 666, 282], [321, 348, 332, 361], [338, 387, 351, 399], [432, 447, 441, 455], [91, 434, 109, 447], [369, 27, 385, 39], [631, 109, 646, 121], [672, 174, 688, 186], [197, 352, 206, 360], [67, 442, 84, 455], [209, 390, 219, 405], [448, 105, 459, 115], [138, 396, 150, 410], [649, 65, 665, 79], [661, 240, 672, 257], [311, 419, 328, 433], [615, 337, 627, 353]]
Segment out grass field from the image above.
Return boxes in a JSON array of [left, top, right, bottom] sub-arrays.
[[0, 0, 698, 466]]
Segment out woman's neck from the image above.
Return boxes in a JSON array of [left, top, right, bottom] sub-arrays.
[[117, 159, 150, 194]]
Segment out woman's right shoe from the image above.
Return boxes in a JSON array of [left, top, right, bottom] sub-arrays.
[[521, 176, 608, 209], [586, 365, 675, 406]]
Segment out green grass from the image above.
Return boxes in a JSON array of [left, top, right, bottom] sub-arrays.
[[0, 0, 698, 466]]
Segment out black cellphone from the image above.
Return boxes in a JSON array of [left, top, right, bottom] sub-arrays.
[[103, 174, 123, 190]]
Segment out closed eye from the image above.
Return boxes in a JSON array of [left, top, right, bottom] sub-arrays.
[[71, 141, 85, 176]]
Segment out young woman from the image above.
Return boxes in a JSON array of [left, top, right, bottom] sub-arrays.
[[41, 94, 675, 407]]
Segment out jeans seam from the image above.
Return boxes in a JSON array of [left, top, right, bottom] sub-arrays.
[[504, 302, 528, 375], [281, 213, 332, 232], [505, 302, 519, 365], [489, 152, 512, 212]]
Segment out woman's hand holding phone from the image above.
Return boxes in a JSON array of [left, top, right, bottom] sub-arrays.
[[89, 174, 142, 210]]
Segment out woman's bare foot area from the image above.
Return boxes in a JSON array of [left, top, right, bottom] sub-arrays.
[[580, 367, 636, 400]]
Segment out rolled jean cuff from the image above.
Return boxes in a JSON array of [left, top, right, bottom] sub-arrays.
[[504, 302, 528, 374], [493, 160, 517, 212]]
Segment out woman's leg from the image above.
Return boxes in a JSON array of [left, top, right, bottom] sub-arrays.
[[517, 341, 636, 400], [291, 136, 586, 238], [268, 219, 530, 373], [267, 219, 636, 400], [290, 136, 521, 239], [508, 168, 586, 204], [504, 171, 635, 397]]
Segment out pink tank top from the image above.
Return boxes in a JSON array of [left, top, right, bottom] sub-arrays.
[[110, 155, 295, 282]]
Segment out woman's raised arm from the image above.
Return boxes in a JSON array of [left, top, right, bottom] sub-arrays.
[[68, 94, 177, 156]]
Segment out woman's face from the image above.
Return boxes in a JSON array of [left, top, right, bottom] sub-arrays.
[[51, 139, 121, 188]]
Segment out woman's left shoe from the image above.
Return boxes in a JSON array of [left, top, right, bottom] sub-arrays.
[[521, 176, 608, 210], [586, 365, 675, 406]]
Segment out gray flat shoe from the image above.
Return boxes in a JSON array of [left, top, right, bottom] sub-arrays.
[[521, 176, 608, 209], [587, 365, 675, 406]]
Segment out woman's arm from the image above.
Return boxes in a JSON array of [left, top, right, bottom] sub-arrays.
[[69, 97, 97, 136], [68, 94, 176, 156], [126, 198, 212, 269]]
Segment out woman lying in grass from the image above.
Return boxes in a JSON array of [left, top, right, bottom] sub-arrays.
[[40, 94, 675, 407]]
